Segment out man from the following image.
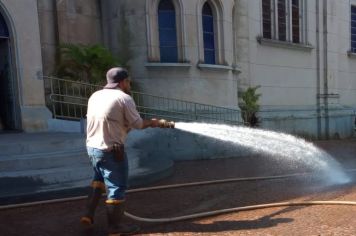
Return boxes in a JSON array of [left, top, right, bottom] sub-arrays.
[[80, 67, 173, 235]]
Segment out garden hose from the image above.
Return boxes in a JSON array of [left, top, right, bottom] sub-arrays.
[[1, 170, 356, 224]]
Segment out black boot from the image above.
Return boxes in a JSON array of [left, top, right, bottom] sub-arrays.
[[80, 181, 105, 226], [106, 201, 140, 235]]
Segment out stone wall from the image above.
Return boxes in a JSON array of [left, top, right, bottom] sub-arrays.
[[0, 0, 51, 132], [37, 0, 102, 76], [101, 0, 240, 109]]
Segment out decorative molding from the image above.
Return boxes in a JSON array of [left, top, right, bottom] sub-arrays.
[[347, 50, 356, 58], [145, 62, 191, 68], [317, 93, 340, 99], [256, 36, 314, 51], [197, 63, 233, 71], [232, 65, 242, 73]]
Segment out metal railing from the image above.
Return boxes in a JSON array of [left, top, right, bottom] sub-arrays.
[[44, 76, 242, 125]]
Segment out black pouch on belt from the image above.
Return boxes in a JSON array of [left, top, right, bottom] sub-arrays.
[[113, 143, 125, 161]]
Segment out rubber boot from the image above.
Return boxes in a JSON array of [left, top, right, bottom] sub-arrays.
[[106, 201, 140, 236], [80, 181, 105, 226]]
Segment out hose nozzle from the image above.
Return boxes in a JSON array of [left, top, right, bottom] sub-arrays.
[[167, 121, 175, 128], [158, 119, 175, 128]]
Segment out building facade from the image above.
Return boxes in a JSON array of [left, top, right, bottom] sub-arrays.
[[0, 0, 52, 132], [0, 0, 355, 138]]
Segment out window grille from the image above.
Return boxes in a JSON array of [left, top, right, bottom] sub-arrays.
[[292, 0, 300, 43], [351, 5, 356, 53], [262, 0, 305, 44], [277, 0, 287, 41], [262, 0, 272, 39]]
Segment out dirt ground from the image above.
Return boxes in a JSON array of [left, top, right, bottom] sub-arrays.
[[1, 139, 356, 236]]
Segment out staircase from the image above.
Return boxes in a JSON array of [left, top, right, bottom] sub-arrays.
[[0, 132, 90, 204], [0, 131, 174, 205]]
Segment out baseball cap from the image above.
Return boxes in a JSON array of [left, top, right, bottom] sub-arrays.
[[104, 67, 129, 89]]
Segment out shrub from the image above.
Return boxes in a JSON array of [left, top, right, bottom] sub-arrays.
[[55, 44, 119, 85], [239, 86, 261, 127]]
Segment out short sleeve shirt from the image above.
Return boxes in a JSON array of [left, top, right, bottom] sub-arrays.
[[86, 88, 143, 150]]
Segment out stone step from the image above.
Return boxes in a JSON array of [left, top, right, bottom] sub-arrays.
[[0, 166, 93, 189], [0, 179, 91, 205], [0, 149, 174, 203], [0, 149, 89, 172], [0, 131, 175, 205], [0, 132, 85, 156], [0, 148, 173, 188]]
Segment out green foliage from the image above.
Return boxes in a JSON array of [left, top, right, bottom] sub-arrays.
[[55, 44, 119, 84], [239, 86, 261, 127]]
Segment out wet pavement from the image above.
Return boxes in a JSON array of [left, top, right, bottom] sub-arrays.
[[0, 138, 356, 236]]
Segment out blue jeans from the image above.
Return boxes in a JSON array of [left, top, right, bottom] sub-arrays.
[[87, 147, 128, 200]]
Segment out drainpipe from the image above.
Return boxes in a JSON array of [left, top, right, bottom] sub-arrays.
[[316, 0, 321, 139], [323, 0, 329, 139], [54, 0, 61, 58], [97, 0, 105, 45]]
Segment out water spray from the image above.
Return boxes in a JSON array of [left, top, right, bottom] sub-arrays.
[[1, 122, 354, 226], [174, 122, 350, 185]]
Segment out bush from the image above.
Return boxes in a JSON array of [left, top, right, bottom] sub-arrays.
[[239, 86, 261, 127], [55, 44, 119, 85]]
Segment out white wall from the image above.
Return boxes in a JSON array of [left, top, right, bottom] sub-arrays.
[[236, 0, 355, 138], [334, 0, 356, 107], [241, 0, 318, 107], [241, 0, 356, 109]]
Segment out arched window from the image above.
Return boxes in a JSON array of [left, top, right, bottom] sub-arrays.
[[158, 0, 178, 62], [202, 2, 215, 64], [0, 13, 9, 38]]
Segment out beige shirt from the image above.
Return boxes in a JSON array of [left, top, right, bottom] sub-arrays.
[[86, 88, 143, 150]]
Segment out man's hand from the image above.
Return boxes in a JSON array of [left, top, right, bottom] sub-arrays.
[[147, 118, 175, 128], [150, 118, 160, 128], [158, 119, 175, 128]]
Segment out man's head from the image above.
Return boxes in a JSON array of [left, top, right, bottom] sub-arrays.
[[105, 67, 131, 94]]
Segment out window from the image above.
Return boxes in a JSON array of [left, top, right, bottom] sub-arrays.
[[262, 0, 272, 39], [0, 13, 9, 38], [202, 2, 215, 64], [351, 5, 356, 53], [197, 0, 225, 66], [277, 0, 287, 41], [146, 0, 185, 63], [158, 0, 178, 62], [292, 0, 300, 43], [262, 0, 305, 43]]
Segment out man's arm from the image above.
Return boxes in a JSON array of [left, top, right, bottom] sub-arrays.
[[141, 118, 159, 129], [141, 118, 175, 129]]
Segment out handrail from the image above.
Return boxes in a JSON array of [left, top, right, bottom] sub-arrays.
[[44, 76, 242, 124]]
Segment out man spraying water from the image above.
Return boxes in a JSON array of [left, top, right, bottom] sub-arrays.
[[81, 67, 174, 235]]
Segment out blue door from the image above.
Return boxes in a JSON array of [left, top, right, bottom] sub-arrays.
[[0, 12, 20, 131]]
